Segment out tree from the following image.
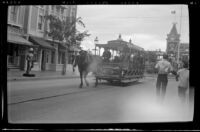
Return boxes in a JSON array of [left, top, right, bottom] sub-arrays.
[[144, 51, 157, 73], [45, 14, 90, 75], [145, 51, 157, 63]]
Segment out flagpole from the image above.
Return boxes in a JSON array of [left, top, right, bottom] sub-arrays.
[[177, 5, 183, 64]]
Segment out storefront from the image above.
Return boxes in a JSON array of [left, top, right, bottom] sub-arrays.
[[29, 36, 70, 71], [29, 36, 56, 71], [7, 32, 34, 71]]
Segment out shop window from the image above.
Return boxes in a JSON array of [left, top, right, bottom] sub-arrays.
[[51, 51, 55, 64], [46, 51, 50, 63], [62, 52, 65, 64], [15, 46, 19, 56], [58, 52, 62, 64], [33, 53, 38, 62]]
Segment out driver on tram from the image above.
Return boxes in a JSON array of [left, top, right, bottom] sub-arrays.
[[102, 48, 111, 62]]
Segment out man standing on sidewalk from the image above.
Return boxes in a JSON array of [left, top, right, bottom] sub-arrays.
[[155, 54, 173, 103]]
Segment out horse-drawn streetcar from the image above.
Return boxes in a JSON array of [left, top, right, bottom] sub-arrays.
[[73, 35, 145, 88], [95, 36, 145, 86]]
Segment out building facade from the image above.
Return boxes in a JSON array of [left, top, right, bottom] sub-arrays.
[[7, 5, 78, 72], [7, 6, 35, 70], [166, 23, 189, 62]]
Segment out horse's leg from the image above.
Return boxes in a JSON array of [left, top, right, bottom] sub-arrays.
[[79, 71, 83, 88], [84, 71, 89, 87]]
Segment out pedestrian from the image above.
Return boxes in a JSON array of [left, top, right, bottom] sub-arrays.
[[176, 61, 189, 103], [26, 48, 34, 74], [155, 54, 173, 103]]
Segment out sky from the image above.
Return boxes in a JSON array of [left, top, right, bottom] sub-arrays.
[[76, 5, 189, 53]]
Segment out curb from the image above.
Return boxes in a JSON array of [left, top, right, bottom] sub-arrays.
[[7, 75, 94, 82]]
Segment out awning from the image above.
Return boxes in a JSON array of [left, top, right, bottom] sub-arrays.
[[58, 42, 67, 50], [7, 33, 33, 46], [47, 40, 67, 50], [29, 36, 55, 49]]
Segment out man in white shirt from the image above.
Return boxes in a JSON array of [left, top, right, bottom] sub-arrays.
[[155, 54, 173, 102]]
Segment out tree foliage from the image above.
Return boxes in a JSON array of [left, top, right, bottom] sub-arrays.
[[44, 15, 64, 42], [45, 15, 90, 47], [44, 13, 90, 75], [145, 51, 157, 63]]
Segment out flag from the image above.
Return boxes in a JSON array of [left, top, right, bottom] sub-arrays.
[[171, 10, 176, 14]]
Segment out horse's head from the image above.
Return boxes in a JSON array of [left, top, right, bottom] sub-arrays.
[[74, 50, 91, 66]]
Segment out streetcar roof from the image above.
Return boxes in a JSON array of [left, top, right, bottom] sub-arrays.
[[96, 39, 144, 52]]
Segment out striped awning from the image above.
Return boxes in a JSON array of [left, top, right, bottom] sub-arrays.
[[29, 36, 55, 49], [7, 33, 33, 46]]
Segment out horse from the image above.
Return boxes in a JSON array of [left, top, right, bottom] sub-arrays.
[[73, 50, 102, 88]]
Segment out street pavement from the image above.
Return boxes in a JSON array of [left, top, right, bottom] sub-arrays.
[[7, 68, 81, 81], [7, 76, 193, 123], [7, 69, 175, 82]]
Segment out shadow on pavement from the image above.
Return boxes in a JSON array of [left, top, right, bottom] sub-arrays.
[[97, 80, 144, 87]]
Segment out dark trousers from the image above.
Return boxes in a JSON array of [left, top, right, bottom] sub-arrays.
[[26, 61, 33, 74], [156, 74, 168, 101], [178, 86, 187, 102], [189, 87, 194, 104], [189, 87, 194, 112]]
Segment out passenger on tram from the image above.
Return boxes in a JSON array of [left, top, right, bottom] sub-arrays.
[[113, 55, 120, 63], [102, 48, 111, 62]]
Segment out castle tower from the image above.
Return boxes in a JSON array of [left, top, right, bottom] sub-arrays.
[[166, 23, 180, 59]]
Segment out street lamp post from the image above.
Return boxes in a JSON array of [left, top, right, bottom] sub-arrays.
[[94, 37, 98, 55], [177, 5, 183, 64]]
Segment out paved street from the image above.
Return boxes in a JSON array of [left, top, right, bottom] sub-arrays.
[[7, 76, 193, 123]]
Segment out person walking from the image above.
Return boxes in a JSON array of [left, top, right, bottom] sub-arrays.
[[176, 61, 189, 103], [26, 48, 34, 74], [155, 54, 173, 103]]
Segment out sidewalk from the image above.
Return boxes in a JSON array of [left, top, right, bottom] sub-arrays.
[[7, 70, 175, 82], [7, 70, 83, 82]]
